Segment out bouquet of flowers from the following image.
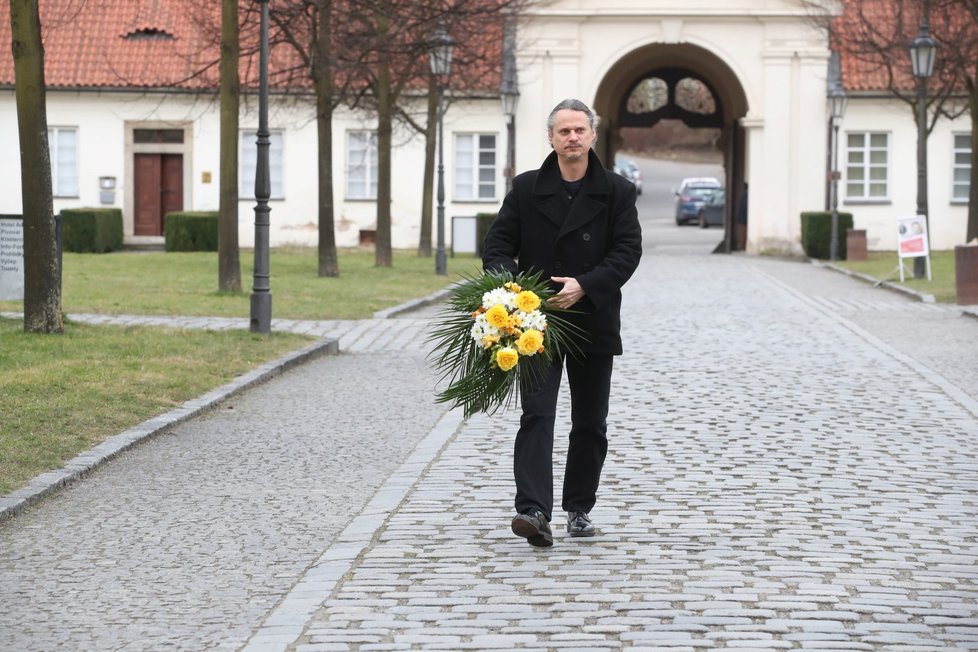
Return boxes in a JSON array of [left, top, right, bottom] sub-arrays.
[[428, 269, 585, 418]]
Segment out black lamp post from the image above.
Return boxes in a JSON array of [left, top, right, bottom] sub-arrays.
[[430, 27, 454, 276], [500, 85, 519, 194], [908, 20, 937, 279], [829, 86, 848, 261], [250, 0, 271, 333]]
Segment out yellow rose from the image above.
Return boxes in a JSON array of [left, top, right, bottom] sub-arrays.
[[481, 334, 499, 349], [516, 290, 541, 313], [495, 347, 519, 371], [485, 304, 510, 329], [516, 329, 544, 356]]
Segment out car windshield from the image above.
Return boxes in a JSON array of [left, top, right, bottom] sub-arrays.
[[686, 187, 716, 198]]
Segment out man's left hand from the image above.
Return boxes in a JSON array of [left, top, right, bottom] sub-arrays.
[[549, 276, 585, 309]]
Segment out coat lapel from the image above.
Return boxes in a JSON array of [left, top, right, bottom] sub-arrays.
[[558, 150, 611, 238], [531, 149, 611, 236], [531, 151, 567, 228]]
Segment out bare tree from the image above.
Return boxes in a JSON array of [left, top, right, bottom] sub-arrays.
[[219, 0, 242, 292], [267, 0, 369, 277], [807, 0, 978, 243], [349, 0, 526, 266], [9, 0, 62, 333]]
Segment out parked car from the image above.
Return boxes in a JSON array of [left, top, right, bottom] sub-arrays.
[[614, 157, 643, 195], [696, 187, 725, 228], [674, 177, 721, 225]]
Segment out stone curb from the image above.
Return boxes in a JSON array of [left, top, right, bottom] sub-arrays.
[[0, 336, 339, 523], [372, 284, 458, 319], [241, 408, 466, 652], [816, 259, 937, 303]]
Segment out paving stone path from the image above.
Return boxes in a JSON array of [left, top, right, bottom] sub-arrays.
[[2, 249, 977, 651], [243, 253, 978, 652]]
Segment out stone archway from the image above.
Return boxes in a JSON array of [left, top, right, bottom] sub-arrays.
[[593, 43, 750, 252]]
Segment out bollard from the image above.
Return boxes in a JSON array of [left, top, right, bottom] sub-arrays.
[[846, 228, 867, 261]]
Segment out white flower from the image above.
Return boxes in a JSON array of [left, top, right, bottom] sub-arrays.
[[518, 310, 547, 332], [482, 287, 517, 310], [470, 313, 498, 343]]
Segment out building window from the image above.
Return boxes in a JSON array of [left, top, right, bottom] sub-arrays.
[[239, 130, 284, 199], [346, 131, 378, 200], [48, 127, 78, 197], [455, 134, 497, 201], [953, 133, 972, 201], [845, 132, 889, 200]]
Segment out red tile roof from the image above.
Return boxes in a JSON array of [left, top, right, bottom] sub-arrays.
[[0, 0, 503, 94], [833, 0, 976, 94]]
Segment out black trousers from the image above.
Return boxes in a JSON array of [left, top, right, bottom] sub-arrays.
[[513, 351, 614, 521]]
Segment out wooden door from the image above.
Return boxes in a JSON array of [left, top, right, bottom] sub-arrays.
[[160, 155, 183, 228], [133, 153, 183, 236]]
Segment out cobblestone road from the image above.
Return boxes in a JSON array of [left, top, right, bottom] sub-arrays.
[[2, 247, 977, 651]]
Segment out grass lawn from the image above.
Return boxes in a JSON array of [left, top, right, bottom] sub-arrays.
[[833, 250, 958, 303], [0, 317, 314, 495], [0, 247, 481, 497], [0, 247, 483, 320]]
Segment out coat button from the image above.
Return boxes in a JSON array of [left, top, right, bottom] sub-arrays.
[[554, 261, 563, 269], [582, 233, 591, 241]]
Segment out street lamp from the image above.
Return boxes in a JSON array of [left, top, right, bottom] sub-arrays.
[[430, 26, 454, 276], [908, 20, 937, 279], [250, 0, 271, 333], [829, 86, 848, 261], [500, 34, 519, 195]]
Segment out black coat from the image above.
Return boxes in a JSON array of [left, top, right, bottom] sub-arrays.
[[482, 149, 643, 355]]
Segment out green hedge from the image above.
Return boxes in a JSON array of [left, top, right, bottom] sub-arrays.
[[164, 212, 219, 252], [61, 208, 123, 253], [800, 211, 854, 260], [475, 213, 496, 256]]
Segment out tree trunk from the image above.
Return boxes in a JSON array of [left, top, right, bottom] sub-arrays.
[[10, 0, 62, 333], [315, 0, 339, 277], [417, 72, 437, 257], [375, 14, 393, 267], [218, 0, 242, 292]]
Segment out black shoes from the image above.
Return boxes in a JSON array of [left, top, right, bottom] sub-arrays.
[[511, 510, 554, 547], [566, 511, 596, 537]]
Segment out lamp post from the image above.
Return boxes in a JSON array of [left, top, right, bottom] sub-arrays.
[[908, 19, 937, 279], [250, 0, 271, 333], [829, 86, 848, 261], [500, 20, 519, 195], [430, 27, 454, 276]]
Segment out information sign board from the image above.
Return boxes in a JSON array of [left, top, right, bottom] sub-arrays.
[[0, 217, 24, 301]]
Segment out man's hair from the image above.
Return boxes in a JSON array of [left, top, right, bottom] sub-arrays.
[[547, 99, 595, 131]]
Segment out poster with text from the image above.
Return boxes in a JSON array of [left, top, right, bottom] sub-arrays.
[[896, 216, 929, 259]]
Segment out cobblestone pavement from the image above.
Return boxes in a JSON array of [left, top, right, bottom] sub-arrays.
[[3, 248, 978, 651], [257, 251, 978, 651]]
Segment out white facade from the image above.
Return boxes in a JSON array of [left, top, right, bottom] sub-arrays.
[[838, 97, 971, 251], [0, 0, 971, 254], [0, 89, 508, 249]]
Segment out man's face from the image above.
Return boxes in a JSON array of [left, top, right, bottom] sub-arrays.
[[548, 109, 595, 162]]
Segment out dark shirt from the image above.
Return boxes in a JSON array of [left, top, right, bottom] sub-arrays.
[[562, 178, 584, 201]]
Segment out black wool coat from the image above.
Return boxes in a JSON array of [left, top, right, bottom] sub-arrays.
[[482, 149, 643, 355]]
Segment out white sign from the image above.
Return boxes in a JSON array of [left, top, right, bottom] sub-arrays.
[[895, 215, 931, 282], [452, 216, 478, 255], [0, 218, 24, 301]]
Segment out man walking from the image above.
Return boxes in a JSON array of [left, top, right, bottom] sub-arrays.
[[482, 99, 643, 547]]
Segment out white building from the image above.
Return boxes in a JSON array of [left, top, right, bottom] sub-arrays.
[[0, 0, 972, 253]]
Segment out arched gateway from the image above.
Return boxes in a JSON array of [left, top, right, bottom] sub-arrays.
[[514, 2, 835, 254], [593, 43, 750, 252]]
